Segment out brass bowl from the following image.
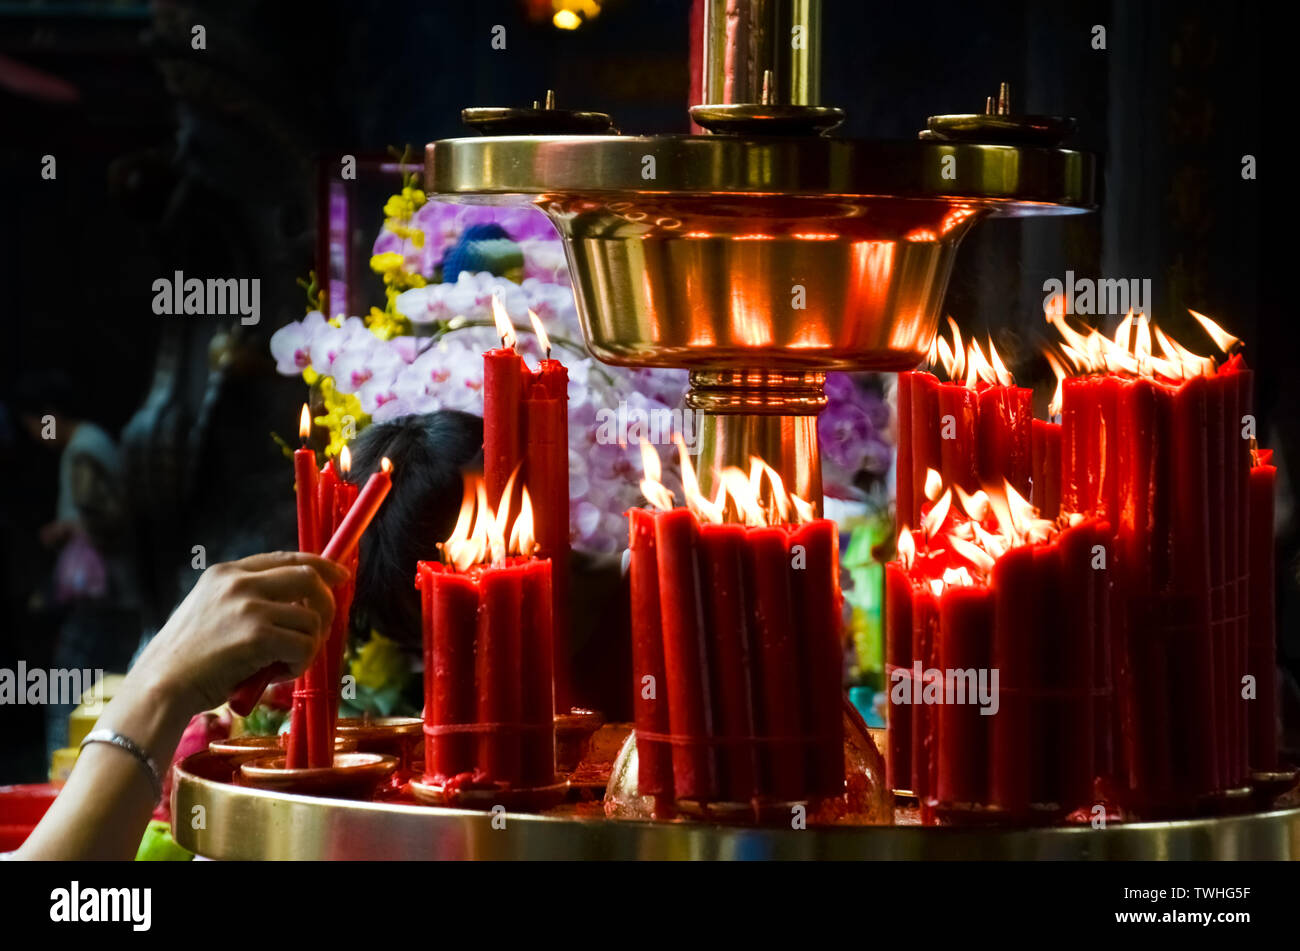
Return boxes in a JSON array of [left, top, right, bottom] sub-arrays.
[[426, 135, 1095, 372], [208, 734, 356, 768], [239, 753, 398, 800]]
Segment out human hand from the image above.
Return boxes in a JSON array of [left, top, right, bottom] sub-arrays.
[[131, 551, 349, 715]]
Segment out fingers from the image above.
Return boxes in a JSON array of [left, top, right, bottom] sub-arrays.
[[232, 551, 350, 585], [244, 566, 337, 632], [261, 601, 326, 639], [258, 626, 322, 678]]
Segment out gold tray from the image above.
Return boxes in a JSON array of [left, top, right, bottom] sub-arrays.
[[172, 752, 1300, 860]]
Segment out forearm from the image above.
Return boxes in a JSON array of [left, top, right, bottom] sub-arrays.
[[16, 671, 193, 861]]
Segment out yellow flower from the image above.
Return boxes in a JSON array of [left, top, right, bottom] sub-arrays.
[[365, 305, 410, 341], [369, 251, 406, 276], [313, 376, 370, 458], [351, 631, 408, 690]]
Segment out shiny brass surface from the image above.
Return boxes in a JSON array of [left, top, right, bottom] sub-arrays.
[[425, 136, 1095, 207], [696, 410, 822, 509], [425, 137, 1093, 371], [687, 370, 826, 504], [689, 103, 845, 136], [555, 195, 981, 372], [699, 0, 822, 106], [425, 132, 1094, 505], [172, 753, 1300, 860]]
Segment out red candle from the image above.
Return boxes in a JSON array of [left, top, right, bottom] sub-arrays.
[[628, 508, 674, 802], [895, 373, 915, 536], [321, 458, 393, 564], [631, 449, 844, 810], [788, 518, 846, 798], [898, 333, 1033, 529], [906, 371, 941, 529], [1050, 309, 1257, 812], [285, 407, 321, 766], [978, 384, 1032, 500], [419, 480, 555, 791], [519, 558, 556, 786], [324, 476, 359, 729], [475, 567, 523, 784], [884, 560, 914, 793], [483, 302, 572, 715], [698, 522, 758, 803], [988, 543, 1035, 814], [653, 507, 716, 803], [483, 303, 524, 516], [748, 526, 807, 801], [937, 383, 979, 495], [523, 370, 572, 712], [419, 563, 478, 782], [1055, 518, 1100, 807], [295, 406, 320, 553], [935, 585, 992, 807], [910, 585, 939, 811], [228, 412, 324, 718], [1030, 419, 1061, 518], [1248, 453, 1278, 771]]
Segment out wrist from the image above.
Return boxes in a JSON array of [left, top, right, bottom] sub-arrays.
[[99, 669, 196, 767]]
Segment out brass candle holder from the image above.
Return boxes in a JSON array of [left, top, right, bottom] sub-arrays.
[[425, 0, 1096, 508]]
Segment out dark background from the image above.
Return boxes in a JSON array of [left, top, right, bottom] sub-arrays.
[[0, 0, 1276, 781]]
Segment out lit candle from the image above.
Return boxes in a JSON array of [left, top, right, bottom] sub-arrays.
[[1050, 307, 1254, 810], [629, 443, 844, 810], [417, 478, 555, 789], [482, 297, 572, 714], [889, 473, 1103, 822], [898, 324, 1032, 529]]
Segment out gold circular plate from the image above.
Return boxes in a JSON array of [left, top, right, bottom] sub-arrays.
[[174, 752, 1300, 860]]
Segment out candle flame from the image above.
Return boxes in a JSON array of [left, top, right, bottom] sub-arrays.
[[527, 309, 551, 358], [638, 441, 675, 512], [921, 488, 952, 540], [439, 474, 536, 572], [491, 293, 517, 350], [339, 445, 352, 477], [380, 457, 393, 474], [1189, 309, 1240, 354], [899, 469, 1083, 588], [508, 487, 536, 557], [954, 484, 990, 522], [928, 319, 1019, 387], [640, 437, 813, 526], [1047, 307, 1241, 383], [988, 339, 1013, 387], [299, 404, 312, 442], [790, 494, 815, 525], [924, 467, 944, 502], [897, 526, 916, 570]]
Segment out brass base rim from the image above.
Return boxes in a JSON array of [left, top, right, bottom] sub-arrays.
[[173, 752, 1300, 860]]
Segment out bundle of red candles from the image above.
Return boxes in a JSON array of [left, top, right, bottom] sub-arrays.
[[229, 406, 394, 769], [482, 297, 572, 714], [629, 439, 845, 815], [896, 323, 1035, 529], [886, 472, 1107, 821], [1047, 306, 1277, 811], [892, 307, 1281, 820], [416, 474, 556, 792]]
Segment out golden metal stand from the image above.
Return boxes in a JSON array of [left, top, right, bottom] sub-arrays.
[[172, 753, 1300, 860]]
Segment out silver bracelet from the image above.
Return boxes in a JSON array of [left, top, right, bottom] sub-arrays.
[[80, 728, 164, 802]]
